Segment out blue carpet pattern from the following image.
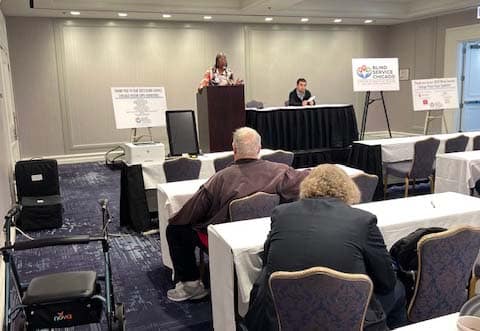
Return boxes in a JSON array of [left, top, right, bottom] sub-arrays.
[[11, 162, 212, 330]]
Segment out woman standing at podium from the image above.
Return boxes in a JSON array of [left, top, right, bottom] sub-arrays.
[[198, 52, 242, 90]]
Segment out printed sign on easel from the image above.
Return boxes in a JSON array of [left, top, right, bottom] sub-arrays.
[[411, 78, 459, 111], [352, 58, 400, 92], [111, 87, 167, 129]]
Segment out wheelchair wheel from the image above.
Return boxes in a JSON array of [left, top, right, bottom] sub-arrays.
[[111, 303, 125, 331]]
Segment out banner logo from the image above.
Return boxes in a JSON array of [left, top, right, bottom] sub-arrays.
[[356, 65, 372, 79]]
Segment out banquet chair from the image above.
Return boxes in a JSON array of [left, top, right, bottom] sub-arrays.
[[469, 256, 480, 298], [445, 135, 469, 153], [246, 100, 264, 109], [384, 138, 440, 198], [408, 226, 480, 323], [352, 173, 379, 203], [213, 154, 234, 172], [229, 192, 280, 222], [473, 136, 480, 151], [269, 267, 372, 331], [261, 150, 295, 166], [163, 157, 201, 182]]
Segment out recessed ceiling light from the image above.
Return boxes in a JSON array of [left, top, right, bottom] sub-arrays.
[[70, 11, 80, 16], [364, 19, 374, 24], [163, 14, 172, 18], [334, 18, 342, 23], [265, 17, 273, 22], [118, 13, 128, 17], [301, 18, 309, 22], [204, 15, 212, 20]]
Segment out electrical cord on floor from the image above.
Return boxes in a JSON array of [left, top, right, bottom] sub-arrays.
[[15, 227, 34, 240]]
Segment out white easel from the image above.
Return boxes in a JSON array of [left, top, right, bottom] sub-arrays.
[[423, 109, 448, 135], [130, 127, 154, 144]]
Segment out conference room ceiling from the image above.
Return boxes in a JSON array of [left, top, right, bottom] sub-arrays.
[[1, 0, 478, 25]]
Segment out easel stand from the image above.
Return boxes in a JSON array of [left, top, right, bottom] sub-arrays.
[[130, 127, 154, 144], [360, 91, 392, 140], [423, 109, 448, 135]]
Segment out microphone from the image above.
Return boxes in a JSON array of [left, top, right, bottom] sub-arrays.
[[5, 204, 21, 219], [98, 198, 109, 210]]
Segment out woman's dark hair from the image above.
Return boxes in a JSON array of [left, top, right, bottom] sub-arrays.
[[215, 52, 228, 68]]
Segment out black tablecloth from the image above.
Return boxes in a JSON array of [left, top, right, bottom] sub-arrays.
[[246, 105, 358, 151], [348, 142, 384, 200]]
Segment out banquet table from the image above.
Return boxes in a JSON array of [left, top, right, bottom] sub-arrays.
[[348, 131, 480, 199], [157, 164, 363, 269], [435, 150, 480, 195], [395, 313, 459, 330], [207, 192, 480, 330], [246, 104, 358, 151]]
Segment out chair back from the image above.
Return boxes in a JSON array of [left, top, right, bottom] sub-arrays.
[[261, 151, 294, 166], [246, 100, 264, 109], [213, 154, 234, 172], [163, 158, 201, 182], [352, 173, 378, 203], [269, 267, 373, 331], [284, 100, 289, 106], [445, 135, 469, 153], [409, 138, 440, 179], [473, 136, 480, 151], [408, 227, 480, 323], [229, 192, 280, 222]]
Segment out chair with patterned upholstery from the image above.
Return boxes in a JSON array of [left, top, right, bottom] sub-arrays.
[[473, 136, 480, 151], [246, 100, 264, 109], [384, 138, 440, 198], [229, 192, 280, 222], [269, 267, 373, 331], [261, 150, 295, 166], [163, 157, 201, 182], [408, 226, 480, 323], [469, 256, 480, 298], [352, 173, 378, 203], [213, 154, 234, 172], [445, 135, 469, 153]]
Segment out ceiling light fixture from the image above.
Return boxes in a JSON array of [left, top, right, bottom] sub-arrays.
[[70, 11, 80, 16], [118, 13, 128, 17], [265, 17, 273, 22], [334, 18, 342, 23], [204, 15, 212, 20], [163, 14, 172, 18], [364, 19, 374, 24], [301, 18, 309, 22]]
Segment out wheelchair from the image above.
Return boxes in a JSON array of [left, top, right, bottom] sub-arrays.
[[1, 199, 126, 330]]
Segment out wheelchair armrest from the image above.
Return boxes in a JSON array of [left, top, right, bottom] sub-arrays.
[[8, 235, 93, 251]]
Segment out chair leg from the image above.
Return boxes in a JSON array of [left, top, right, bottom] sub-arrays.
[[199, 250, 206, 280], [412, 178, 416, 194], [469, 275, 478, 299], [429, 175, 434, 193], [383, 173, 388, 199], [404, 177, 409, 197]]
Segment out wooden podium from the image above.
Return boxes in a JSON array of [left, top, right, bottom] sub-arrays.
[[196, 85, 245, 152]]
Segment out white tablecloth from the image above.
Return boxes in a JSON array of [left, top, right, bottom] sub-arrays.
[[356, 132, 480, 163], [157, 164, 363, 269], [141, 149, 274, 189], [435, 151, 480, 195], [395, 313, 459, 330], [208, 192, 480, 331]]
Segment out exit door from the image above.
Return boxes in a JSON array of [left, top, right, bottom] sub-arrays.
[[458, 41, 480, 131]]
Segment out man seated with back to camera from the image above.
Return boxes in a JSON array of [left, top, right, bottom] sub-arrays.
[[288, 78, 315, 106], [245, 164, 407, 331], [166, 127, 309, 302]]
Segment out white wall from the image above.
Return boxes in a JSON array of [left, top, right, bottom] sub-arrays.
[[6, 17, 388, 158]]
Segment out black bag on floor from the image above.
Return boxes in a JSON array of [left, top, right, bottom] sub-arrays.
[[15, 159, 63, 231], [390, 227, 447, 302]]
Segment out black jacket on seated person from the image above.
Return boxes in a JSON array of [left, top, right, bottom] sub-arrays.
[[245, 197, 396, 331], [288, 88, 314, 106]]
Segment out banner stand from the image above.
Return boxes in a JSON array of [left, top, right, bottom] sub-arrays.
[[423, 110, 448, 135], [130, 127, 154, 144], [360, 91, 392, 140]]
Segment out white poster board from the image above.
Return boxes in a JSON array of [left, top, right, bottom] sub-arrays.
[[352, 58, 400, 92], [411, 78, 459, 111], [111, 87, 167, 129]]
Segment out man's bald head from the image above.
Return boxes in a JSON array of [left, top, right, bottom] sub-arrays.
[[232, 127, 261, 160]]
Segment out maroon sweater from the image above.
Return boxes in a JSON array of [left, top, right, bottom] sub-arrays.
[[168, 159, 309, 230]]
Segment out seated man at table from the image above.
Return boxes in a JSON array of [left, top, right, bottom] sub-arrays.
[[245, 164, 407, 331], [288, 78, 315, 106], [166, 127, 308, 302]]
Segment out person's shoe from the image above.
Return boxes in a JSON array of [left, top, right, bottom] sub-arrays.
[[167, 280, 209, 302]]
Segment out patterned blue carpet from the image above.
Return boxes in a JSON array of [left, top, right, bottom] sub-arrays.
[[12, 162, 213, 330]]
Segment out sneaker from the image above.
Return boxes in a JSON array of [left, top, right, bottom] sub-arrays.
[[167, 280, 209, 302]]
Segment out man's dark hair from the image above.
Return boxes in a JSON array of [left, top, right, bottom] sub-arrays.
[[296, 78, 307, 85]]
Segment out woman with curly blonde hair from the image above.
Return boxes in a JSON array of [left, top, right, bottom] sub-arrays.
[[246, 164, 407, 331]]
